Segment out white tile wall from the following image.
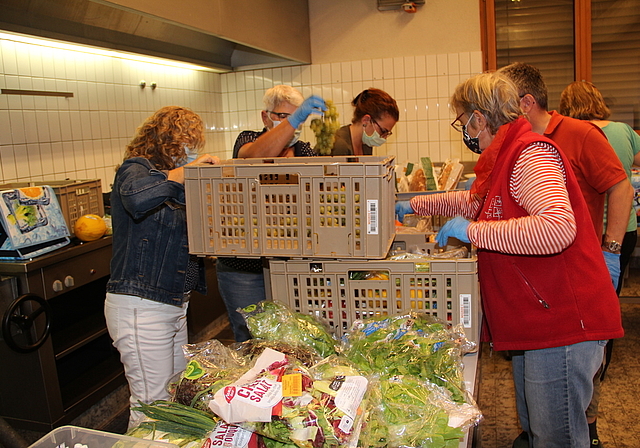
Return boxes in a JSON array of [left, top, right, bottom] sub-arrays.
[[0, 33, 482, 193], [0, 36, 224, 191], [219, 52, 483, 167]]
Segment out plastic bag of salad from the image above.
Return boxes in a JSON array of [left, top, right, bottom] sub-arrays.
[[167, 339, 247, 413], [209, 348, 368, 448], [358, 375, 481, 448], [239, 300, 338, 358]]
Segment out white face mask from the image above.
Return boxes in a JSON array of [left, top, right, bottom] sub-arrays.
[[270, 118, 282, 129], [288, 128, 301, 147], [362, 123, 387, 147], [269, 117, 300, 147]]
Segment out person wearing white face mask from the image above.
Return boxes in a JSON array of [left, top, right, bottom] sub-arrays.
[[234, 85, 326, 159], [328, 88, 399, 156], [218, 85, 326, 342]]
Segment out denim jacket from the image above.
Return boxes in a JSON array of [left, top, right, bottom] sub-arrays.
[[106, 157, 206, 306]]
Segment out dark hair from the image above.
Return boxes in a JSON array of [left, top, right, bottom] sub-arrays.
[[351, 88, 399, 124], [124, 106, 204, 170], [498, 62, 549, 111], [558, 81, 611, 121]]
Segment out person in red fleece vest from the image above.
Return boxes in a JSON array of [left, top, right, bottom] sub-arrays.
[[396, 71, 623, 448]]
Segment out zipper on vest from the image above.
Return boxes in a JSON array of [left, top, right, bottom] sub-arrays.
[[512, 263, 550, 309]]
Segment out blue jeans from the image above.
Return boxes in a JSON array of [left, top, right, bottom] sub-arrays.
[[512, 340, 606, 448], [215, 260, 266, 342]]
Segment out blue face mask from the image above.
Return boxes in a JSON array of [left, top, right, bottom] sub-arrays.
[[176, 146, 198, 167], [186, 148, 198, 164]]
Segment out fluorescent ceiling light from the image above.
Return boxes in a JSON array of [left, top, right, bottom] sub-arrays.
[[0, 30, 225, 72]]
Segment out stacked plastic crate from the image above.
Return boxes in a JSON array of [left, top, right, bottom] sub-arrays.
[[184, 156, 480, 342]]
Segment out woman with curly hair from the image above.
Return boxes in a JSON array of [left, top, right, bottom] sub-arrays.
[[105, 106, 220, 427]]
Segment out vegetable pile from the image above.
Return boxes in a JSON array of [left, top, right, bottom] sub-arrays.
[[126, 301, 481, 448]]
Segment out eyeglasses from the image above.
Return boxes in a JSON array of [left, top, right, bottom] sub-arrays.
[[451, 112, 466, 132], [268, 111, 291, 120], [371, 118, 392, 138]]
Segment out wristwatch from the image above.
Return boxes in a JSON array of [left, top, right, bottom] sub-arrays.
[[602, 240, 622, 253]]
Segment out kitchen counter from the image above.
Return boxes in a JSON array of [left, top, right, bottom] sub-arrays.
[[0, 236, 120, 431]]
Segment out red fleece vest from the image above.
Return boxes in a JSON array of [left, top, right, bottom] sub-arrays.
[[476, 120, 623, 351]]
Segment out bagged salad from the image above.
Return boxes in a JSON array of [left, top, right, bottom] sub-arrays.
[[208, 348, 369, 448], [343, 313, 474, 404], [230, 339, 323, 368], [359, 375, 481, 448], [167, 339, 247, 412], [240, 300, 338, 358]]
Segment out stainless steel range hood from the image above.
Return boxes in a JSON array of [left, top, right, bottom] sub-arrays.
[[0, 0, 311, 72]]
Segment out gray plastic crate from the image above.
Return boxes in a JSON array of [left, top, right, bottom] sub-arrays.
[[29, 425, 178, 448], [185, 156, 396, 259], [268, 257, 480, 343]]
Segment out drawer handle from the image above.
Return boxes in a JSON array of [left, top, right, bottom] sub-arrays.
[[52, 280, 63, 292], [89, 269, 97, 275], [64, 276, 75, 288]]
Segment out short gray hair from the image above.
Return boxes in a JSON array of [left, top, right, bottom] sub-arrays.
[[263, 85, 304, 111], [450, 72, 521, 134]]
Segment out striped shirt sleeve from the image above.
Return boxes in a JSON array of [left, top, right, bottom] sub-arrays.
[[412, 141, 577, 255]]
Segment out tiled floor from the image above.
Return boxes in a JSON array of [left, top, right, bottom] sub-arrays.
[[476, 268, 640, 448]]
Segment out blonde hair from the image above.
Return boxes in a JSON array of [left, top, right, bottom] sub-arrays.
[[450, 72, 522, 134], [124, 106, 204, 170], [559, 81, 611, 120], [263, 85, 304, 111]]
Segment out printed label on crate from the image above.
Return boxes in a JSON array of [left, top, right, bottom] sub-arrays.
[[366, 199, 379, 234], [460, 293, 472, 328]]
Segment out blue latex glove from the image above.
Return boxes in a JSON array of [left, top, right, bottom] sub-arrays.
[[602, 251, 621, 290], [436, 216, 471, 247], [395, 200, 414, 223], [288, 95, 326, 129]]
